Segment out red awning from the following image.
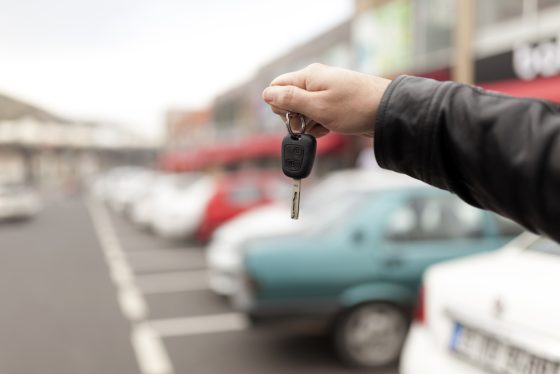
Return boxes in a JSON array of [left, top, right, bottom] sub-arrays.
[[158, 132, 348, 171], [238, 132, 346, 158], [479, 75, 560, 103]]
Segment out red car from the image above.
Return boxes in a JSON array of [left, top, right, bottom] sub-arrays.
[[196, 171, 290, 243]]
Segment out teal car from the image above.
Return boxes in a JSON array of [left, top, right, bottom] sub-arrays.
[[232, 176, 521, 368]]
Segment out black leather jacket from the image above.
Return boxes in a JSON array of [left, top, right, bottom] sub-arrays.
[[374, 75, 560, 242]]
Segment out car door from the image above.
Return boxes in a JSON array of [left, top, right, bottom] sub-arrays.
[[376, 191, 496, 290]]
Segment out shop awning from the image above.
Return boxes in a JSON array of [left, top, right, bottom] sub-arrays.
[[158, 132, 348, 171], [479, 75, 560, 103]]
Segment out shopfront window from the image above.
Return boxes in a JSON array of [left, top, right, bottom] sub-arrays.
[[413, 0, 455, 56], [538, 0, 560, 10], [476, 0, 523, 28]]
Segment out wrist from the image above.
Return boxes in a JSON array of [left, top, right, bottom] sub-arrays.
[[365, 76, 391, 138]]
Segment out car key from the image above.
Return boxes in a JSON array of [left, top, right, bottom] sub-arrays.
[[282, 112, 316, 219]]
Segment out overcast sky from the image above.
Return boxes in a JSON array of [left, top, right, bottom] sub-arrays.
[[0, 0, 353, 139]]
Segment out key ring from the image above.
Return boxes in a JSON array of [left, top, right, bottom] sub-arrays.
[[285, 112, 307, 138]]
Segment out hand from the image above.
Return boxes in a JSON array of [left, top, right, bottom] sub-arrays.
[[262, 63, 391, 138]]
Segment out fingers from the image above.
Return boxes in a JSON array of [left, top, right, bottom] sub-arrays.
[[270, 70, 307, 88], [306, 123, 330, 138], [269, 109, 329, 138], [269, 104, 286, 116], [270, 63, 325, 89], [264, 64, 330, 136], [262, 85, 319, 120]]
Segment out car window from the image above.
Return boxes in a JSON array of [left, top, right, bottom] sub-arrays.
[[385, 195, 484, 242], [527, 237, 560, 255], [493, 215, 524, 236], [307, 192, 373, 235]]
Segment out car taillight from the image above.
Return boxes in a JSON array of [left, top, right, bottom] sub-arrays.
[[414, 285, 425, 324]]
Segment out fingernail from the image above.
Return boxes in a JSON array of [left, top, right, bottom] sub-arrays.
[[263, 87, 276, 103]]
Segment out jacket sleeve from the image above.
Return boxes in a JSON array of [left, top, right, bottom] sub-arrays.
[[374, 75, 560, 242]]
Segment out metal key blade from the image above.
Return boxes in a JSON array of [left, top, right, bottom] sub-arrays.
[[291, 178, 301, 220]]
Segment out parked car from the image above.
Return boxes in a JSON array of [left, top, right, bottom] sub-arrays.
[[91, 166, 149, 207], [0, 182, 42, 221], [400, 232, 560, 374], [195, 171, 290, 243], [206, 169, 393, 296], [90, 167, 134, 202], [232, 174, 523, 369], [106, 168, 155, 214], [151, 174, 218, 240], [129, 172, 202, 228]]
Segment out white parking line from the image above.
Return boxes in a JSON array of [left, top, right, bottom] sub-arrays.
[[118, 286, 149, 321], [127, 250, 206, 273], [128, 247, 203, 252], [136, 270, 210, 294], [132, 323, 173, 374], [87, 200, 174, 374], [150, 313, 249, 338]]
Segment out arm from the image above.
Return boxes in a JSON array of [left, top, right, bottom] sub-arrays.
[[375, 75, 560, 241], [263, 64, 560, 241]]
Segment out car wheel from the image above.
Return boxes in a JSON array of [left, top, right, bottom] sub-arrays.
[[333, 302, 409, 368]]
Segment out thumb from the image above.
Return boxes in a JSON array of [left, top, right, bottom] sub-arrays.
[[262, 85, 317, 117]]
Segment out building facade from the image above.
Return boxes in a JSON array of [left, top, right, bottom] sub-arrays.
[[0, 92, 157, 186], [166, 109, 212, 150], [161, 0, 560, 173]]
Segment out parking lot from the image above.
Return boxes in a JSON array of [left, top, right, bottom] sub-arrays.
[[96, 198, 399, 374], [0, 194, 397, 373]]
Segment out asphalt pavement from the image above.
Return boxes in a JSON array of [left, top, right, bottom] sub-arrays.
[[0, 194, 399, 374], [0, 195, 138, 374]]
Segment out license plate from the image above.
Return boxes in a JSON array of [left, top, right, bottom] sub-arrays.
[[450, 323, 559, 374]]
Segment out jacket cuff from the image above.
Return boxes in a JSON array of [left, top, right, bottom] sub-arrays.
[[374, 75, 451, 187]]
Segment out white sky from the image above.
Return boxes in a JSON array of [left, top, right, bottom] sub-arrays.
[[0, 0, 353, 139]]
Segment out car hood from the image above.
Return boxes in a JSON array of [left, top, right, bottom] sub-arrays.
[[426, 235, 560, 355], [153, 189, 212, 217], [212, 203, 302, 244]]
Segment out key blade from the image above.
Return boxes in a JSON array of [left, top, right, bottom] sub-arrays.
[[291, 179, 301, 220]]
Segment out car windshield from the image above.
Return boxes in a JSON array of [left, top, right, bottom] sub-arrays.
[[527, 237, 560, 255], [307, 192, 373, 235]]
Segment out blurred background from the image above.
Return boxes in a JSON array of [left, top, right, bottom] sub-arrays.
[[0, 0, 559, 373]]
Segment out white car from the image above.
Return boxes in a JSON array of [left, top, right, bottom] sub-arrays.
[[129, 173, 201, 228], [107, 168, 155, 214], [90, 167, 135, 202], [92, 167, 149, 207], [401, 232, 560, 374], [151, 175, 216, 240], [206, 168, 412, 296], [0, 183, 42, 220], [206, 203, 291, 295]]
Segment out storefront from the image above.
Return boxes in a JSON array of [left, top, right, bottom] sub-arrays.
[[476, 35, 560, 103], [158, 132, 349, 173]]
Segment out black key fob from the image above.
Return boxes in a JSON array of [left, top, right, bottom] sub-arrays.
[[281, 134, 317, 179]]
